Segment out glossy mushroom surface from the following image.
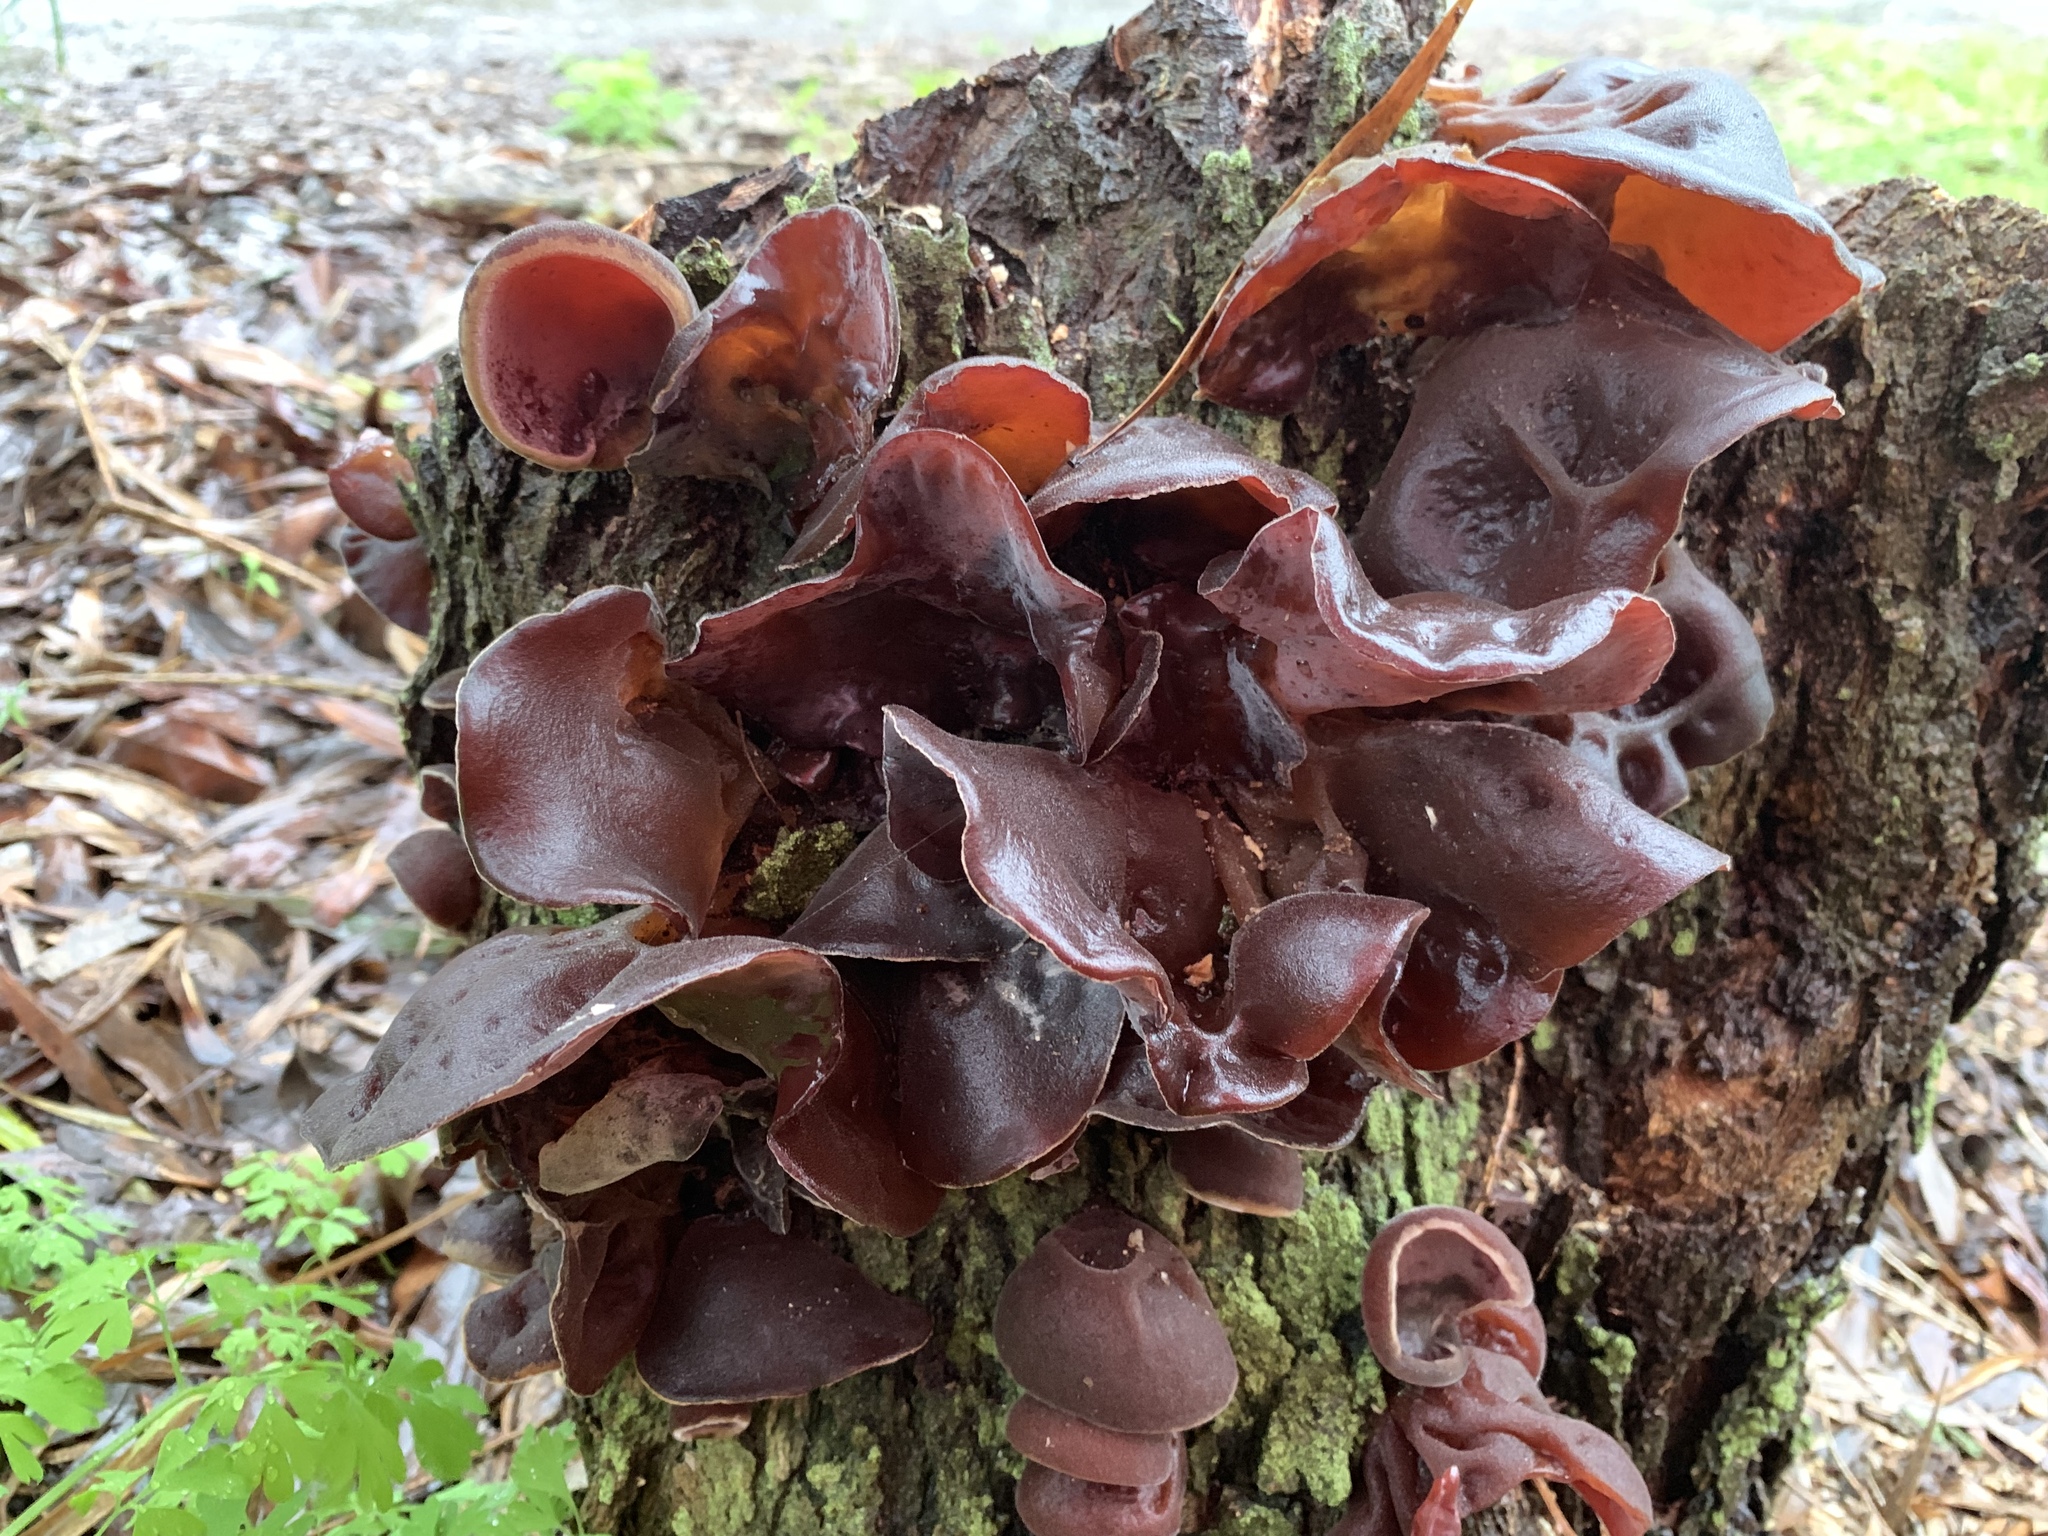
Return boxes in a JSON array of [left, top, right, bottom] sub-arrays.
[[636, 1216, 931, 1404], [1435, 57, 1881, 350], [1196, 146, 1608, 415], [992, 1208, 1237, 1434], [459, 220, 699, 471]]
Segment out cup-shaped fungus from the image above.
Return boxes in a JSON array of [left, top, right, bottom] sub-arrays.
[[787, 354, 1094, 566], [994, 1208, 1238, 1434], [1195, 146, 1609, 415], [670, 429, 1121, 760], [1164, 1124, 1305, 1217], [994, 1209, 1234, 1536], [643, 206, 898, 508], [312, 39, 1865, 1429], [459, 220, 699, 472], [635, 1216, 930, 1404], [1541, 544, 1774, 814], [1434, 58, 1881, 350], [454, 586, 757, 931], [1336, 1206, 1652, 1536], [1355, 259, 1840, 610], [328, 431, 431, 635], [387, 826, 483, 932], [1360, 1205, 1539, 1388]]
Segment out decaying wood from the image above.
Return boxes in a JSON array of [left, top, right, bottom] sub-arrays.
[[400, 0, 2048, 1529]]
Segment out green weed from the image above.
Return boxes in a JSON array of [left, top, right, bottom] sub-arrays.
[[1759, 27, 2048, 209], [551, 51, 695, 150], [0, 1152, 576, 1534], [783, 78, 855, 164]]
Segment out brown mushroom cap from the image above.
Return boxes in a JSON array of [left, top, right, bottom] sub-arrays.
[[992, 1208, 1237, 1433], [417, 764, 461, 826], [455, 586, 757, 929], [1361, 1205, 1538, 1388], [1013, 1435, 1187, 1536], [1436, 58, 1881, 351], [1548, 543, 1774, 815], [635, 1216, 932, 1404], [459, 220, 699, 472], [462, 1264, 561, 1382], [1165, 1124, 1305, 1217], [1196, 146, 1607, 415], [328, 432, 416, 542], [1005, 1394, 1181, 1487], [644, 205, 897, 510], [339, 524, 433, 637], [388, 826, 483, 932], [435, 1188, 535, 1277], [786, 355, 1094, 566]]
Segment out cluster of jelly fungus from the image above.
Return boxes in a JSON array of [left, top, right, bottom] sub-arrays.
[[304, 35, 1869, 1453], [327, 429, 429, 636], [1336, 1207, 1652, 1536], [994, 1209, 1237, 1536]]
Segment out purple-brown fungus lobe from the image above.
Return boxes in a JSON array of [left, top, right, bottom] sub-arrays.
[[329, 431, 431, 635], [456, 586, 756, 930], [1355, 258, 1841, 610], [644, 205, 898, 508], [460, 220, 699, 472], [1542, 542, 1774, 814], [1341, 1206, 1653, 1536], [671, 429, 1120, 760], [788, 354, 1094, 565], [309, 36, 1863, 1426], [993, 1207, 1238, 1434], [1196, 146, 1609, 415], [1360, 1205, 1536, 1388], [1434, 57, 1881, 351], [635, 1215, 930, 1404]]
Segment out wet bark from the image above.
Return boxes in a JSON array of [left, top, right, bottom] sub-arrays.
[[397, 1, 2048, 1531]]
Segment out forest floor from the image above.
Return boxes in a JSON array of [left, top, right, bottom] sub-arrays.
[[1, 7, 2045, 1534]]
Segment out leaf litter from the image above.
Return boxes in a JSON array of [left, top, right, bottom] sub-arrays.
[[0, 8, 2044, 1531]]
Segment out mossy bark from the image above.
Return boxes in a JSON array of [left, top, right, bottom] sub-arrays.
[[399, 2, 2048, 1530]]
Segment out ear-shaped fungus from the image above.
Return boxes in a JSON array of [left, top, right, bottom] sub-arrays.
[[330, 432, 432, 635], [994, 1207, 1237, 1434], [388, 827, 483, 932], [455, 586, 757, 929], [1195, 147, 1609, 415], [459, 220, 699, 472], [783, 826, 1129, 1189], [1435, 58, 1882, 350], [636, 1215, 930, 1404], [437, 1189, 535, 1276], [1360, 1205, 1538, 1388], [883, 708, 1427, 1114], [1028, 415, 1336, 568], [643, 206, 897, 507], [994, 1210, 1230, 1536], [1165, 1124, 1304, 1217], [1355, 259, 1840, 609], [463, 1263, 561, 1382], [1014, 1438, 1188, 1536], [1312, 718, 1727, 1069], [671, 430, 1120, 759], [1199, 506, 1674, 717], [301, 910, 838, 1166], [1338, 1206, 1652, 1536], [1544, 544, 1774, 814], [787, 355, 1094, 565]]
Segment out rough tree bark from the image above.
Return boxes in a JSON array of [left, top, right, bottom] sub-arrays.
[[396, 2, 2048, 1532]]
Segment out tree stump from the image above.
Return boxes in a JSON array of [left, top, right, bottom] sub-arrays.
[[397, 3, 2048, 1531]]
